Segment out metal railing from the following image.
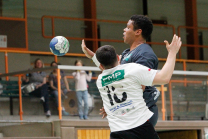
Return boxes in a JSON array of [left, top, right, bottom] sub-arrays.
[[41, 16, 176, 51], [177, 26, 208, 59]]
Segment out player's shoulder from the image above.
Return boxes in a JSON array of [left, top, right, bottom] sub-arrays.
[[122, 48, 130, 53], [121, 48, 130, 56], [120, 63, 145, 71], [122, 62, 141, 66], [135, 44, 154, 53], [130, 62, 148, 67], [97, 73, 102, 80], [133, 44, 158, 59], [96, 73, 104, 86]]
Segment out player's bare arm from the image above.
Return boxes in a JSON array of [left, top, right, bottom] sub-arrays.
[[152, 34, 182, 85], [82, 40, 121, 68], [81, 40, 105, 70], [81, 40, 94, 58]]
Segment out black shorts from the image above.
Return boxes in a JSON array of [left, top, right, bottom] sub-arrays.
[[110, 121, 160, 139], [149, 104, 158, 127]]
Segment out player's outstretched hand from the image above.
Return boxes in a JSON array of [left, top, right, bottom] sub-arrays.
[[99, 107, 107, 119], [164, 34, 182, 54], [81, 39, 95, 59]]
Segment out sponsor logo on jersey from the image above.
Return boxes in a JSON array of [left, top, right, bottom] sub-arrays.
[[123, 54, 132, 62], [109, 100, 133, 112], [101, 70, 125, 86]]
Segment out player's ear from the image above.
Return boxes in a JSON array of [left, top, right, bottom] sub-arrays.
[[117, 54, 120, 62], [135, 29, 142, 36], [100, 64, 105, 70]]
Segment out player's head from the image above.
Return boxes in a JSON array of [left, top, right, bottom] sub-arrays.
[[34, 58, 44, 68], [74, 60, 83, 66], [130, 15, 153, 40], [96, 45, 119, 69], [123, 15, 153, 44]]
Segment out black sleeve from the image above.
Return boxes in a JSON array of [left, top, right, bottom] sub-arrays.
[[131, 52, 156, 69]]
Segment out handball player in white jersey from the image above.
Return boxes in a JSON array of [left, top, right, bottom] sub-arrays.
[[83, 15, 160, 127], [82, 35, 181, 139]]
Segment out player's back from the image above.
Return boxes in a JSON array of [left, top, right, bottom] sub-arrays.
[[96, 63, 157, 132]]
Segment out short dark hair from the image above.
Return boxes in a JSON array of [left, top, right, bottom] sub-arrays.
[[50, 61, 61, 67], [96, 45, 117, 69], [130, 15, 153, 40], [74, 59, 82, 66], [50, 61, 58, 67]]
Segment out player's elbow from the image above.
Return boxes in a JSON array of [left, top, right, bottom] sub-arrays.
[[155, 78, 170, 85], [159, 75, 171, 84], [153, 76, 170, 85], [163, 78, 170, 84]]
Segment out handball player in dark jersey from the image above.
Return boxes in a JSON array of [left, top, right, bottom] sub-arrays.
[[82, 15, 160, 127]]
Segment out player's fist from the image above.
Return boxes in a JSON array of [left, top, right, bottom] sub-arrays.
[[99, 107, 107, 119]]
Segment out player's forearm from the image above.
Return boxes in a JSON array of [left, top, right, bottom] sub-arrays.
[[81, 40, 95, 58], [153, 52, 176, 85], [87, 51, 95, 58], [92, 55, 103, 71]]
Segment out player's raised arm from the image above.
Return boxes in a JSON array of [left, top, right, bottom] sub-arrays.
[[152, 34, 182, 85], [81, 40, 104, 71], [81, 40, 94, 58]]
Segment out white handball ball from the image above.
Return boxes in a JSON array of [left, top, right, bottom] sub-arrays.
[[49, 36, 70, 56]]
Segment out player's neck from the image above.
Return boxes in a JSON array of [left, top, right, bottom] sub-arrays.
[[130, 39, 146, 51], [102, 61, 119, 70]]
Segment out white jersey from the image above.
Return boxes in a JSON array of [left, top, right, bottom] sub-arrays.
[[96, 63, 157, 132]]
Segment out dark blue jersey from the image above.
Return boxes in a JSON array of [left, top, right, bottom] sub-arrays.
[[120, 43, 159, 107]]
